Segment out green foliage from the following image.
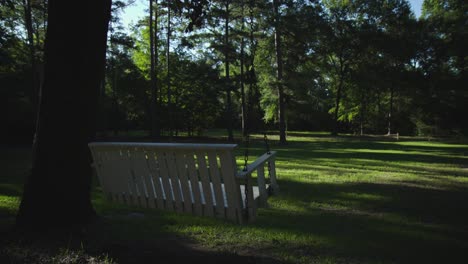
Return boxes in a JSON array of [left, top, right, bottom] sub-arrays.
[[416, 0, 468, 135], [0, 0, 46, 142], [3, 0, 468, 140]]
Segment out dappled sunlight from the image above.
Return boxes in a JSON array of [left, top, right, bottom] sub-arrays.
[[0, 195, 20, 214], [2, 134, 468, 263]]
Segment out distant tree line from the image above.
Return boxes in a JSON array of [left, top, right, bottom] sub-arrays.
[[2, 0, 467, 144]]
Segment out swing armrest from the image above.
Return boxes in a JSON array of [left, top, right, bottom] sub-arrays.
[[237, 151, 277, 178]]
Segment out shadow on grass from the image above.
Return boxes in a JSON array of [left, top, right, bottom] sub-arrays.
[[0, 220, 283, 264], [279, 160, 468, 181], [1, 197, 285, 264], [276, 136, 467, 151], [271, 140, 468, 171], [1, 138, 468, 263], [249, 179, 468, 263]]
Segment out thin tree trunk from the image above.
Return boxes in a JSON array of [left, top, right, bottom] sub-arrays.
[[154, 1, 161, 134], [332, 76, 343, 136], [240, 0, 246, 137], [149, 0, 159, 139], [247, 0, 257, 132], [359, 91, 365, 136], [108, 21, 119, 136], [174, 92, 179, 136], [43, 0, 47, 30], [97, 79, 106, 136], [167, 3, 173, 139], [387, 83, 394, 135], [225, 1, 234, 141], [112, 52, 119, 136], [16, 0, 112, 229], [332, 57, 346, 136], [273, 0, 286, 144], [23, 0, 39, 118]]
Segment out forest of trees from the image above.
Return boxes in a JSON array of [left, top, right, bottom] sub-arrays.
[[2, 0, 467, 144]]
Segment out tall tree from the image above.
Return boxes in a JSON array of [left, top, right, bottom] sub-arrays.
[[273, 0, 286, 143], [238, 0, 247, 137], [321, 0, 360, 136], [149, 0, 160, 138], [22, 0, 38, 112], [16, 0, 112, 228], [418, 0, 468, 134], [224, 0, 234, 141], [166, 0, 173, 138]]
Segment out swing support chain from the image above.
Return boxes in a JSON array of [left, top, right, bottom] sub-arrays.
[[263, 132, 270, 154], [263, 132, 274, 194], [243, 134, 250, 219]]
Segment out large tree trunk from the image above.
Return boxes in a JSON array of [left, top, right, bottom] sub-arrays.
[[16, 0, 112, 229], [273, 0, 286, 144]]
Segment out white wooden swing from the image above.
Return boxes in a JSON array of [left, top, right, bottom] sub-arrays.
[[89, 142, 278, 224]]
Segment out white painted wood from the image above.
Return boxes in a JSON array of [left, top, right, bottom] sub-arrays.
[[175, 151, 193, 213], [196, 151, 214, 217], [237, 151, 277, 178], [207, 151, 225, 217], [154, 150, 174, 211], [185, 153, 203, 216], [268, 160, 279, 194], [95, 151, 113, 199], [219, 150, 242, 223], [130, 150, 155, 208], [89, 149, 109, 198], [102, 151, 120, 202], [123, 149, 140, 207], [89, 142, 278, 224], [239, 184, 266, 207], [128, 149, 144, 207], [245, 173, 256, 223], [107, 150, 131, 204], [89, 142, 237, 150], [165, 151, 184, 213], [256, 165, 268, 207], [145, 150, 165, 209]]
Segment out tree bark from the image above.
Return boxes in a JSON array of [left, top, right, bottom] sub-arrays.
[[22, 0, 39, 118], [247, 0, 257, 132], [16, 0, 112, 229], [240, 0, 246, 137], [332, 55, 347, 136], [225, 1, 234, 141], [149, 0, 160, 139], [332, 75, 343, 136], [167, 2, 173, 138], [359, 91, 365, 136], [273, 0, 286, 144], [387, 82, 394, 135]]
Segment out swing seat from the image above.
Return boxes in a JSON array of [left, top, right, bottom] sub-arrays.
[[89, 142, 278, 223]]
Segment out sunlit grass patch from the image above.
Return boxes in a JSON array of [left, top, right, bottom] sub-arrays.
[[0, 194, 20, 213], [1, 133, 468, 263]]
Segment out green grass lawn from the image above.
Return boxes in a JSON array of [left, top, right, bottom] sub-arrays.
[[1, 132, 468, 263]]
